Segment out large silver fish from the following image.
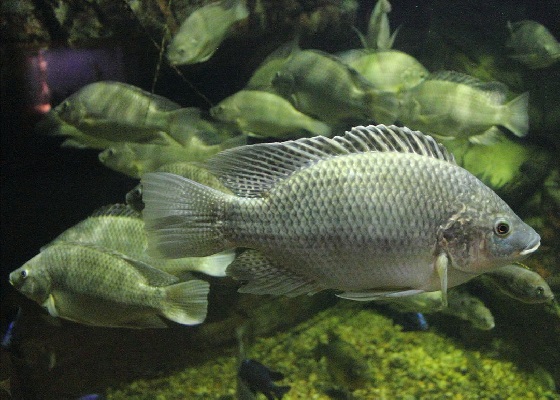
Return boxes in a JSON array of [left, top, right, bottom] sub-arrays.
[[142, 125, 540, 305], [9, 243, 209, 328]]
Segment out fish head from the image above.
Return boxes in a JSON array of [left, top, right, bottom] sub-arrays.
[[210, 102, 238, 123], [167, 34, 212, 65], [9, 256, 52, 304], [99, 145, 140, 177], [54, 99, 86, 125], [443, 203, 540, 274]]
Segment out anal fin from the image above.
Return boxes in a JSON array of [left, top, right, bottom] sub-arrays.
[[337, 289, 425, 302], [227, 250, 322, 297]]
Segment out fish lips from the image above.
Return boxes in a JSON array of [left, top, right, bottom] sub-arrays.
[[519, 235, 541, 256]]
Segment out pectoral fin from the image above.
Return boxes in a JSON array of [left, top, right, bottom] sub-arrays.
[[435, 253, 449, 308]]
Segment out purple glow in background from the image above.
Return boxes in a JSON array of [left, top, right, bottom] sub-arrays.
[[25, 47, 126, 112]]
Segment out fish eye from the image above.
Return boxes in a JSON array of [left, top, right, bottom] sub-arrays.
[[535, 286, 545, 297], [494, 220, 510, 237], [20, 270, 28, 279]]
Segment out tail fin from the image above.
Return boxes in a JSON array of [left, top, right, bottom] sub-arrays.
[[161, 279, 210, 325], [307, 119, 332, 137], [502, 92, 529, 137], [191, 250, 236, 277], [142, 172, 232, 258]]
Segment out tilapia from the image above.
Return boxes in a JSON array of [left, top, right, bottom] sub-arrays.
[[507, 20, 560, 69], [210, 90, 332, 138], [42, 81, 187, 149], [9, 243, 209, 328], [46, 204, 234, 278], [338, 49, 428, 93], [483, 263, 554, 304], [315, 332, 371, 389], [99, 134, 246, 178], [166, 0, 249, 65], [399, 71, 529, 144], [271, 48, 398, 125], [380, 288, 495, 330], [142, 125, 540, 305]]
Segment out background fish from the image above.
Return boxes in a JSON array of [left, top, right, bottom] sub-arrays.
[[46, 204, 234, 278], [142, 125, 540, 306], [483, 263, 554, 304], [210, 89, 332, 138], [99, 133, 246, 178], [42, 81, 183, 149], [315, 331, 371, 389], [271, 49, 398, 124], [399, 71, 529, 144], [166, 0, 249, 65], [506, 20, 560, 69], [9, 243, 209, 328], [338, 49, 428, 93]]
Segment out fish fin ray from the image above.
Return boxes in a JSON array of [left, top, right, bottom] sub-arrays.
[[208, 124, 455, 197], [89, 203, 141, 218], [337, 289, 424, 301], [227, 250, 322, 296], [142, 172, 233, 258], [428, 71, 508, 97], [501, 92, 529, 137], [161, 280, 209, 325], [468, 126, 504, 145], [189, 250, 236, 277]]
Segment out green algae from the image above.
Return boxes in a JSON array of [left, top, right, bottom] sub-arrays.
[[106, 301, 558, 399]]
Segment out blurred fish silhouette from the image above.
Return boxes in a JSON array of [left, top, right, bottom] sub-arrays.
[[238, 359, 291, 400]]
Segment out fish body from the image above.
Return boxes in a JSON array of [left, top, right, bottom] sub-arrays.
[[365, 0, 399, 50], [272, 49, 398, 124], [507, 20, 560, 69], [238, 359, 291, 400], [99, 133, 246, 178], [142, 125, 540, 303], [443, 287, 495, 330], [9, 243, 209, 328], [315, 333, 371, 389], [483, 264, 554, 303], [47, 81, 182, 149], [166, 0, 249, 65], [210, 90, 332, 138], [338, 49, 428, 93], [47, 204, 233, 278], [399, 71, 529, 143], [381, 288, 494, 330]]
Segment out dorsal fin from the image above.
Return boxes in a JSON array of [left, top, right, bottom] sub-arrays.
[[207, 124, 455, 198], [90, 203, 141, 218]]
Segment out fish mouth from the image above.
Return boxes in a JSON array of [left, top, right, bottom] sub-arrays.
[[520, 237, 541, 256]]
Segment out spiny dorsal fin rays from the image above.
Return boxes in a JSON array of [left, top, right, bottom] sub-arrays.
[[207, 125, 455, 198]]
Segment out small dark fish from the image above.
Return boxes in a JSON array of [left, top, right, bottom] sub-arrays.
[[394, 312, 429, 331], [315, 332, 371, 390], [1, 307, 22, 352], [76, 395, 105, 400], [238, 359, 291, 400]]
